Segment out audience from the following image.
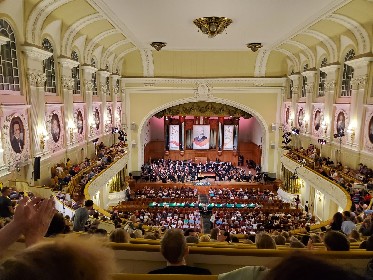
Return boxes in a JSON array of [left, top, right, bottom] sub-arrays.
[[324, 231, 350, 251]]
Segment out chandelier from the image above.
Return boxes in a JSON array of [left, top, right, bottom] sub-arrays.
[[193, 17, 232, 38], [150, 42, 166, 51], [246, 43, 263, 52]]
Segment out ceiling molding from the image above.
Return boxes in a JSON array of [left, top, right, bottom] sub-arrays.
[[114, 47, 137, 67], [101, 39, 131, 67], [284, 40, 316, 68], [26, 0, 72, 44], [254, 48, 271, 77], [275, 48, 300, 73], [87, 0, 141, 48], [301, 30, 338, 62], [85, 29, 120, 63], [327, 14, 370, 54], [62, 13, 104, 56], [140, 49, 154, 77], [267, 0, 352, 50]]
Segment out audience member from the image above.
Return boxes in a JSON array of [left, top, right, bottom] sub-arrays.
[[324, 231, 350, 251]]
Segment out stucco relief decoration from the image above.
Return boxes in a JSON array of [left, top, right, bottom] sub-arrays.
[[92, 104, 101, 137], [73, 104, 85, 143], [333, 104, 350, 146], [363, 106, 373, 153], [27, 72, 46, 87], [105, 103, 113, 133], [297, 104, 305, 132], [1, 108, 30, 169], [116, 103, 122, 128], [194, 83, 212, 101], [312, 104, 324, 138], [46, 106, 64, 153]]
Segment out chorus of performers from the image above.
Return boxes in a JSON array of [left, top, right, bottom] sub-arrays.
[[141, 159, 254, 183]]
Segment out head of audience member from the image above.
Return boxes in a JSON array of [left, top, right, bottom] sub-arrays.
[[109, 228, 130, 243], [350, 230, 360, 241], [161, 229, 188, 265], [310, 234, 322, 244], [84, 200, 94, 210], [45, 213, 66, 237], [331, 212, 343, 228], [301, 235, 310, 246], [366, 235, 373, 251], [274, 235, 286, 245], [289, 240, 305, 248], [343, 211, 352, 221], [144, 232, 157, 240], [255, 233, 277, 249], [324, 231, 350, 251], [210, 228, 219, 240], [184, 228, 197, 237], [1, 187, 10, 197], [133, 229, 143, 239], [231, 236, 239, 243], [185, 235, 199, 244], [263, 253, 366, 280], [0, 237, 115, 280], [199, 235, 211, 242]]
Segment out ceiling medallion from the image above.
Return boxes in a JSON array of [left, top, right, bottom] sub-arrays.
[[246, 43, 263, 52], [193, 17, 232, 38], [150, 42, 166, 51]]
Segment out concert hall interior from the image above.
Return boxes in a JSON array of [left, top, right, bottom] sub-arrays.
[[0, 0, 373, 278]]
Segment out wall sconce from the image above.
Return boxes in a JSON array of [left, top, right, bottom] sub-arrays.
[[67, 121, 77, 143], [321, 121, 328, 135], [39, 129, 49, 150], [88, 118, 95, 136], [346, 126, 355, 143]]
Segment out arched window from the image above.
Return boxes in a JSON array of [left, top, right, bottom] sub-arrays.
[[0, 19, 20, 91], [341, 49, 355, 97], [91, 57, 97, 95], [301, 64, 308, 98], [71, 50, 80, 94], [106, 76, 110, 95], [318, 57, 328, 97], [42, 38, 56, 93]]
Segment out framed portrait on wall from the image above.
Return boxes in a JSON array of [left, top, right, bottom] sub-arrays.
[[9, 116, 25, 154]]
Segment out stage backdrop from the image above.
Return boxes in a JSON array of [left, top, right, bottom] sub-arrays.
[[169, 124, 180, 150], [193, 125, 210, 150], [223, 125, 234, 150]]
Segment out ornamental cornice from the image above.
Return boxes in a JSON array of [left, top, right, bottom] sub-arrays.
[[81, 65, 98, 74], [351, 75, 368, 89], [319, 64, 340, 74], [305, 82, 315, 93], [325, 81, 336, 91], [0, 35, 10, 46], [61, 77, 75, 90], [123, 77, 287, 87], [58, 57, 79, 69], [345, 57, 373, 69], [27, 72, 46, 87], [301, 70, 317, 78], [288, 74, 301, 81], [100, 83, 109, 95], [110, 74, 121, 80], [97, 70, 111, 78], [22, 45, 52, 61]]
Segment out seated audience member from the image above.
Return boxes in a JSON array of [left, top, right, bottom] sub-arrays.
[[149, 229, 211, 275], [45, 213, 66, 237], [109, 228, 130, 243], [274, 235, 286, 245], [185, 235, 199, 244], [263, 253, 366, 280], [341, 211, 356, 235], [324, 231, 350, 251], [255, 232, 277, 249], [0, 237, 115, 280], [366, 235, 373, 251], [199, 234, 211, 242], [330, 212, 343, 231], [210, 228, 219, 241], [72, 200, 94, 232], [289, 240, 305, 248]]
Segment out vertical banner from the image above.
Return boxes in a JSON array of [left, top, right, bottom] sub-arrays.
[[193, 125, 210, 149], [223, 125, 234, 150], [169, 124, 180, 150]]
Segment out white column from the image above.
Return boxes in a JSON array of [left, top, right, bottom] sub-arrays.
[[111, 74, 120, 128], [302, 70, 317, 135], [81, 65, 97, 139], [346, 57, 373, 149], [58, 57, 79, 146], [97, 70, 110, 134], [22, 46, 52, 157], [289, 74, 301, 127]]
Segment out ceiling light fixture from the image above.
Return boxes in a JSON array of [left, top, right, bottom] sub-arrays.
[[247, 43, 263, 52], [150, 42, 166, 51], [193, 16, 232, 38]]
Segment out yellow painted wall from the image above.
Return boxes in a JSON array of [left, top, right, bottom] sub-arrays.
[[122, 50, 143, 76]]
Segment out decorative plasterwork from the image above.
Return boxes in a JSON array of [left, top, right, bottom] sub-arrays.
[[301, 70, 317, 79], [84, 80, 94, 92], [61, 76, 75, 90], [113, 47, 137, 71], [351, 75, 368, 89], [101, 39, 130, 65], [320, 64, 340, 75], [27, 72, 47, 87], [140, 49, 154, 77], [302, 30, 338, 62], [275, 48, 300, 72], [123, 77, 287, 86], [58, 57, 79, 69], [62, 13, 104, 56], [284, 40, 315, 68], [97, 70, 111, 78], [85, 29, 120, 63], [26, 0, 72, 44], [81, 65, 98, 74], [22, 45, 52, 61], [194, 83, 212, 101], [345, 57, 373, 69], [327, 14, 370, 54], [325, 81, 336, 91], [0, 35, 10, 45], [254, 48, 271, 77]]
